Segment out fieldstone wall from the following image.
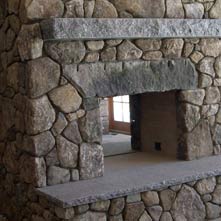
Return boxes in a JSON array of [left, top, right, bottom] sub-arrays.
[[1, 0, 221, 220], [9, 175, 221, 221]]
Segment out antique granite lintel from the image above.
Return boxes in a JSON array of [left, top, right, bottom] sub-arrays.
[[41, 18, 221, 41]]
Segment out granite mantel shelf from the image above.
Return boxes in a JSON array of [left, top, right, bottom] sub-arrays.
[[36, 154, 221, 208], [40, 18, 221, 41]]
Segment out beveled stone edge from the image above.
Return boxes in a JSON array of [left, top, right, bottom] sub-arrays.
[[40, 18, 221, 41], [36, 168, 221, 208]]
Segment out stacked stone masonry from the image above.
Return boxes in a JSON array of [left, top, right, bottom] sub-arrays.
[[1, 0, 221, 220]]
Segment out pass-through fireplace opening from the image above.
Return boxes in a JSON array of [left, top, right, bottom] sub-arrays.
[[101, 91, 178, 159]]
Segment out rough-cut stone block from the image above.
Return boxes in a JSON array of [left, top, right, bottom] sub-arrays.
[[47, 166, 70, 186], [93, 0, 118, 18], [22, 132, 55, 157], [63, 59, 197, 98], [79, 143, 104, 179], [17, 24, 43, 60], [185, 120, 213, 160], [195, 177, 216, 195], [55, 206, 75, 219], [124, 202, 145, 221], [141, 191, 159, 207], [171, 185, 205, 221], [78, 109, 102, 143], [109, 198, 125, 216], [19, 154, 46, 187], [63, 121, 82, 144], [40, 18, 221, 41], [210, 0, 221, 18], [199, 39, 221, 57], [25, 96, 56, 135], [27, 57, 60, 98], [49, 84, 82, 113], [166, 0, 184, 18], [57, 136, 79, 168]]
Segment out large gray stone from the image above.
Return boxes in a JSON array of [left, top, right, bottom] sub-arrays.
[[57, 136, 79, 168], [49, 84, 82, 113], [147, 205, 163, 221], [110, 0, 165, 18], [124, 202, 145, 221], [25, 96, 56, 135], [20, 0, 64, 21], [199, 39, 221, 57], [44, 41, 86, 64], [22, 131, 55, 157], [171, 185, 206, 221], [195, 177, 216, 195], [109, 198, 125, 216], [166, 0, 184, 18], [17, 24, 43, 60], [184, 3, 204, 19], [47, 166, 70, 185], [159, 189, 176, 211], [40, 18, 221, 41], [198, 57, 215, 77], [63, 121, 82, 144], [27, 57, 60, 98], [79, 143, 104, 179], [78, 109, 102, 143], [179, 89, 205, 106], [141, 191, 159, 207], [63, 59, 197, 98], [206, 202, 220, 219], [185, 120, 213, 160]]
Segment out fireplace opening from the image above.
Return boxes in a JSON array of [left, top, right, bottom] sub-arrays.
[[100, 91, 178, 159]]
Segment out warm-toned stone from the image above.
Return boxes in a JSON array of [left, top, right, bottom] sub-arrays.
[[199, 39, 221, 57], [63, 120, 82, 144], [84, 52, 100, 62], [47, 166, 70, 185], [25, 95, 56, 135], [110, 0, 165, 18], [51, 112, 68, 136], [215, 56, 221, 77], [78, 108, 102, 143], [209, 0, 221, 18], [27, 57, 60, 98], [160, 189, 176, 211], [139, 211, 152, 221], [91, 200, 110, 212], [195, 177, 216, 195], [166, 0, 184, 18], [184, 3, 204, 19], [109, 198, 125, 216], [171, 185, 206, 220], [190, 51, 204, 64], [198, 57, 215, 77], [135, 39, 161, 51], [183, 43, 194, 57], [142, 51, 163, 60], [147, 205, 163, 221], [71, 169, 79, 181], [20, 0, 64, 21], [93, 0, 118, 18], [79, 143, 103, 179], [74, 211, 106, 221], [205, 87, 220, 104], [101, 47, 116, 61], [212, 185, 221, 204], [185, 120, 213, 160], [55, 207, 75, 219], [86, 40, 104, 51], [84, 0, 95, 17], [206, 202, 220, 219], [45, 41, 86, 64], [160, 212, 173, 221], [57, 135, 79, 168], [49, 84, 82, 113], [162, 39, 184, 58], [126, 194, 141, 203], [179, 89, 205, 106], [19, 154, 46, 187], [65, 0, 84, 17], [199, 74, 213, 88], [22, 131, 55, 157], [124, 202, 145, 221], [8, 0, 20, 14], [117, 40, 142, 60], [17, 24, 43, 60], [141, 191, 159, 207]]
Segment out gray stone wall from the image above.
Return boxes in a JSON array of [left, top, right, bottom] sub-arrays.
[[1, 0, 221, 220]]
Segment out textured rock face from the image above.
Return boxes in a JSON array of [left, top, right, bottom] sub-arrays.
[[93, 0, 118, 18], [17, 24, 43, 60], [20, 0, 64, 21], [166, 0, 184, 18], [184, 3, 204, 19], [185, 120, 213, 160], [171, 185, 206, 221], [124, 202, 145, 221], [79, 143, 104, 179], [63, 121, 82, 144], [64, 0, 84, 18], [25, 96, 56, 135], [210, 0, 221, 18], [200, 39, 221, 57], [27, 57, 60, 98], [49, 84, 82, 113], [109, 198, 125, 215], [47, 166, 70, 185], [63, 59, 197, 98], [56, 136, 79, 168], [45, 41, 86, 64], [110, 0, 165, 18], [195, 177, 216, 195]]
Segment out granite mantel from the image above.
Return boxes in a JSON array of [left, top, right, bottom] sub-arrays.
[[40, 18, 221, 41]]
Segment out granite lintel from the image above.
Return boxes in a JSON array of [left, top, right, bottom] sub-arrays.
[[36, 155, 221, 208], [40, 18, 221, 41]]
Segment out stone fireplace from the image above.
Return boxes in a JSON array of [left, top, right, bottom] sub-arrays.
[[2, 0, 221, 220]]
